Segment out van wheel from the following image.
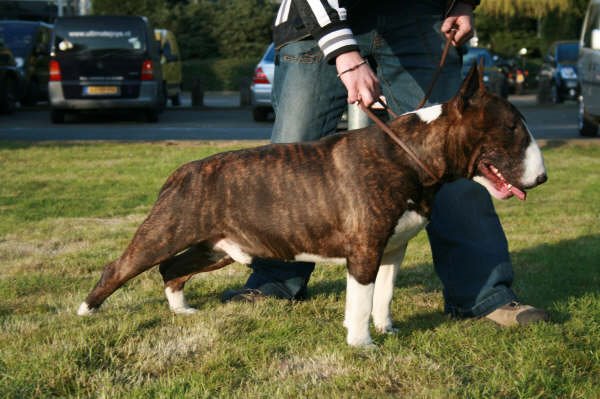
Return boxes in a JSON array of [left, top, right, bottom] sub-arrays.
[[21, 81, 40, 106], [171, 94, 181, 106], [51, 110, 66, 123], [0, 74, 18, 114], [146, 109, 159, 123]]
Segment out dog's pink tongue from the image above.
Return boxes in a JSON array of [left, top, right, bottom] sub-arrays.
[[509, 185, 526, 201]]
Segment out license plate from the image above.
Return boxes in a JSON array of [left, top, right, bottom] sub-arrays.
[[83, 86, 120, 96]]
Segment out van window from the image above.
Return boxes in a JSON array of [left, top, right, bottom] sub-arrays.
[[583, 4, 600, 48], [0, 23, 37, 58], [556, 42, 579, 63], [54, 19, 146, 53]]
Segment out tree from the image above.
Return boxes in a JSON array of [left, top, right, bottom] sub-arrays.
[[475, 0, 589, 56], [478, 0, 570, 18], [210, 0, 276, 59]]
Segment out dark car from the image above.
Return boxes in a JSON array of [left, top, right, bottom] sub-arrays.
[[537, 41, 580, 104], [0, 37, 20, 114], [462, 47, 509, 98], [49, 15, 165, 123], [0, 20, 52, 105]]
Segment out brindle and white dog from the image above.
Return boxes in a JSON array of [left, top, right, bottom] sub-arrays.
[[77, 65, 547, 346]]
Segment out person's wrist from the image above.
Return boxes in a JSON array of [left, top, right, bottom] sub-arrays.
[[337, 59, 368, 78]]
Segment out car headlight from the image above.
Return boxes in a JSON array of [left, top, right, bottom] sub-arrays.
[[14, 57, 24, 69], [483, 75, 490, 82], [559, 67, 577, 79]]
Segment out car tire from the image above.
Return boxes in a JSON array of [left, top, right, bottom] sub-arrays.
[[551, 84, 563, 104], [252, 107, 271, 122], [0, 74, 18, 114], [537, 81, 552, 104], [579, 104, 598, 137], [21, 81, 40, 106], [171, 94, 181, 106], [145, 109, 159, 123], [50, 109, 66, 123]]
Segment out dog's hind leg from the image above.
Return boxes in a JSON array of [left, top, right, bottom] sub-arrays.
[[78, 206, 203, 316], [159, 243, 234, 314]]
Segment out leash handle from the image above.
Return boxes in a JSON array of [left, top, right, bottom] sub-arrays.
[[416, 27, 458, 109]]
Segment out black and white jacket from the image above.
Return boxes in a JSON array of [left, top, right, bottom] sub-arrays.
[[272, 0, 480, 63]]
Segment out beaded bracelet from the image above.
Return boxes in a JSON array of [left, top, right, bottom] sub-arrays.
[[337, 59, 368, 78]]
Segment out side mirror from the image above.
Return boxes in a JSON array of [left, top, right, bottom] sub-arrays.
[[592, 29, 600, 50]]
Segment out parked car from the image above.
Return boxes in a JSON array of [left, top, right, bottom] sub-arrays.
[[250, 43, 275, 122], [154, 29, 182, 106], [0, 20, 52, 105], [0, 37, 20, 114], [48, 15, 165, 123], [494, 56, 528, 95], [578, 0, 600, 137], [462, 47, 509, 98], [537, 41, 580, 104]]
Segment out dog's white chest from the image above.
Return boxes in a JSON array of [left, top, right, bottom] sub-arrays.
[[384, 210, 428, 254]]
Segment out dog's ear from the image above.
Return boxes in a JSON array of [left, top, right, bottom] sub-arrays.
[[451, 62, 484, 116]]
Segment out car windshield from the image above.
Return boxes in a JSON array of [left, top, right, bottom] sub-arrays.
[[556, 43, 579, 63], [0, 23, 37, 58], [463, 49, 494, 68], [54, 19, 146, 54]]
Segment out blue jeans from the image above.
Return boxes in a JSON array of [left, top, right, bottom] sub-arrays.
[[245, 3, 517, 317]]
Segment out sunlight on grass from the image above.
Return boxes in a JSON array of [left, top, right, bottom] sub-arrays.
[[0, 140, 598, 398]]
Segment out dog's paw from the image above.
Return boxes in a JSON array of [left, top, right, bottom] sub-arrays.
[[170, 306, 198, 315], [375, 324, 399, 335], [77, 302, 96, 316], [346, 333, 374, 347]]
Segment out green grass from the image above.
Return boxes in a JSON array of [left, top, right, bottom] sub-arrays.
[[0, 139, 599, 398]]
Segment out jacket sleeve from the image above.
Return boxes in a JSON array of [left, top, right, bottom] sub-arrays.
[[292, 0, 359, 63]]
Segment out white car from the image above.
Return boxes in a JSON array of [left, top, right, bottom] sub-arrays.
[[250, 43, 275, 122]]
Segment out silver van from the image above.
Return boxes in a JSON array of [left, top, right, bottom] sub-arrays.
[[49, 16, 164, 123], [578, 0, 600, 136]]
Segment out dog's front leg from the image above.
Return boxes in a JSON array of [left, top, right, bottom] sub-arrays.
[[344, 272, 375, 346], [372, 245, 406, 334]]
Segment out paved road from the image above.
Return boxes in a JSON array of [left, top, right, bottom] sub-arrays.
[[0, 93, 592, 142]]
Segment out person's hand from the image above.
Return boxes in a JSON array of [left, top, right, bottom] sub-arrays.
[[335, 51, 380, 106], [441, 1, 474, 47]]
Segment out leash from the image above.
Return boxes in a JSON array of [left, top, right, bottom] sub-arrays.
[[358, 99, 438, 182], [356, 27, 458, 183]]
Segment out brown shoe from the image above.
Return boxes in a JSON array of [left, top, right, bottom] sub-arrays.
[[221, 288, 266, 303], [484, 301, 550, 327]]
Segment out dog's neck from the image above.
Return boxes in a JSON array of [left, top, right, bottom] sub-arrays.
[[385, 104, 481, 187]]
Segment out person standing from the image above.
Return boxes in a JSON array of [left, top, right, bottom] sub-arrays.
[[222, 0, 549, 326]]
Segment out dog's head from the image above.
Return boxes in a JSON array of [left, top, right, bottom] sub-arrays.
[[446, 64, 547, 200]]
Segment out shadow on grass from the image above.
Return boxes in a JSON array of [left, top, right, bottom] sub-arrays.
[[306, 234, 600, 328]]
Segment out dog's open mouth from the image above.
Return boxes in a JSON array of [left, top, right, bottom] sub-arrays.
[[477, 163, 526, 201]]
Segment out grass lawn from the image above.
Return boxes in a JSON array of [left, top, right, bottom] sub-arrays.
[[0, 139, 599, 398]]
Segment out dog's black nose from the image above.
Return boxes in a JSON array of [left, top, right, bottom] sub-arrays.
[[536, 173, 548, 185]]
